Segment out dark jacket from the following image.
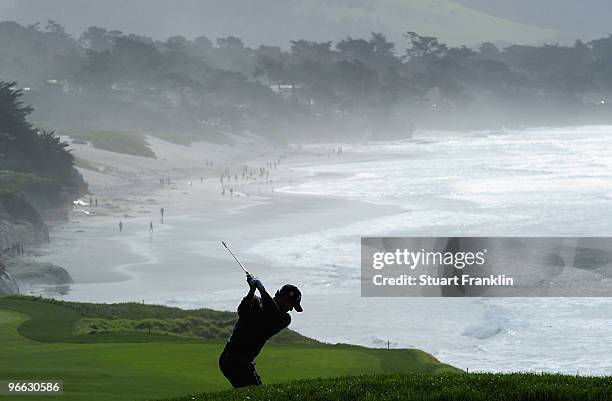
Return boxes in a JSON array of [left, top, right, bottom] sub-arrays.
[[226, 292, 291, 361]]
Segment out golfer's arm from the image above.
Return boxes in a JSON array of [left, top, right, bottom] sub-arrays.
[[237, 287, 256, 315], [258, 286, 280, 312]]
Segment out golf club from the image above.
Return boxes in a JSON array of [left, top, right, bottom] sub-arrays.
[[222, 241, 250, 276]]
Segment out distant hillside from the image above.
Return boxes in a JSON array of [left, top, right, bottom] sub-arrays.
[[288, 0, 562, 47], [0, 0, 561, 47], [453, 0, 612, 40]]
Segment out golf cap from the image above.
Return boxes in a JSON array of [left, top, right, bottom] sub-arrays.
[[279, 284, 303, 312]]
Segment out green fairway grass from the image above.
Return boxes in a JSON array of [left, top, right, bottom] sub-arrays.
[[0, 297, 457, 401], [68, 130, 156, 158], [66, 127, 231, 156], [147, 127, 231, 146]]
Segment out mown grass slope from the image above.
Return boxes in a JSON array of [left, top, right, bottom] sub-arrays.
[[161, 373, 612, 401], [0, 296, 457, 401]]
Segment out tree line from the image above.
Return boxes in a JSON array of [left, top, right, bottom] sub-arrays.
[[1, 20, 611, 140], [0, 80, 86, 211]]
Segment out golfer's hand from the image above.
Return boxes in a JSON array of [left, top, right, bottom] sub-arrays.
[[247, 275, 264, 291]]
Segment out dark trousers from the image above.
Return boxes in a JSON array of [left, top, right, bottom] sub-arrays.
[[219, 346, 262, 388]]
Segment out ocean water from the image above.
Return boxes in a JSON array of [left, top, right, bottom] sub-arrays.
[[246, 126, 612, 374]]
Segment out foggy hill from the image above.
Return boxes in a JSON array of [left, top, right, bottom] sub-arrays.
[[453, 0, 612, 40], [0, 0, 564, 48]]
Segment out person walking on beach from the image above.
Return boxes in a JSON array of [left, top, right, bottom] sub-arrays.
[[118, 220, 123, 232], [219, 275, 302, 388], [160, 207, 165, 224], [149, 221, 154, 234]]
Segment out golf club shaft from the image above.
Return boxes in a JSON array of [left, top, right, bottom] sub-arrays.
[[222, 241, 250, 276]]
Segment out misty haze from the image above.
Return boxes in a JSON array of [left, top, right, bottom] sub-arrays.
[[1, 1, 612, 400]]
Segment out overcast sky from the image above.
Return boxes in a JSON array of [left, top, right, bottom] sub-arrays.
[[0, 0, 609, 47]]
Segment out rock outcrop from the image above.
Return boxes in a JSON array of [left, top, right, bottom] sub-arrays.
[[0, 191, 49, 252], [0, 258, 74, 295], [7, 260, 73, 287], [0, 261, 19, 294]]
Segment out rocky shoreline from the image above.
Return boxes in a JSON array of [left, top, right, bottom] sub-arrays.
[[0, 257, 73, 295], [0, 191, 73, 295]]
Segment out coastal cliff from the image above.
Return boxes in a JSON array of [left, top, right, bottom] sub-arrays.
[[0, 190, 49, 251], [0, 191, 73, 295]]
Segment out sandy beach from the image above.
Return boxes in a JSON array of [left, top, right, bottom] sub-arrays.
[[34, 135, 399, 305]]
